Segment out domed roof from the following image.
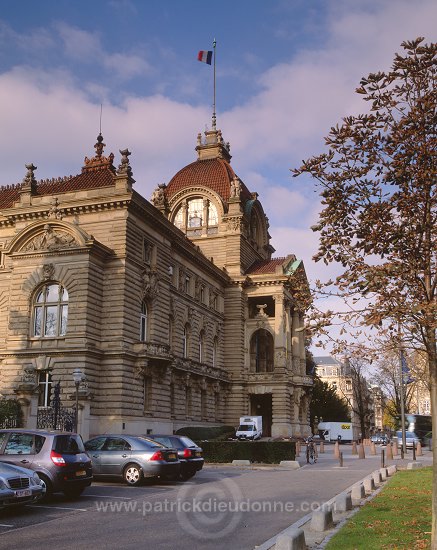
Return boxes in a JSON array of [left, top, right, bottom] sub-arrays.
[[164, 128, 251, 203]]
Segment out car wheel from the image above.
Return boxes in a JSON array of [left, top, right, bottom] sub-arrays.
[[38, 474, 53, 501], [123, 464, 143, 486], [63, 486, 85, 499]]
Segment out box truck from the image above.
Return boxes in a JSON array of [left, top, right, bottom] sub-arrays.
[[236, 416, 263, 440], [318, 421, 353, 442]]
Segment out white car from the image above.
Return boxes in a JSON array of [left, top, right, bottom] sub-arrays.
[[0, 462, 45, 509]]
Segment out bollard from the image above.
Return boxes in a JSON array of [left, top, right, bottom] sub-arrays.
[[339, 451, 343, 467], [310, 504, 334, 532], [335, 492, 352, 512], [417, 441, 423, 456], [351, 441, 358, 455], [363, 476, 376, 494], [358, 444, 365, 459], [386, 443, 393, 460], [381, 449, 385, 468], [320, 441, 325, 454], [370, 442, 376, 455], [275, 529, 306, 550], [412, 442, 416, 461], [392, 440, 398, 456], [334, 441, 340, 458], [372, 471, 382, 485], [351, 483, 365, 504]]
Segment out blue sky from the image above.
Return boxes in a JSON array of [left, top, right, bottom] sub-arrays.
[[1, 0, 435, 350]]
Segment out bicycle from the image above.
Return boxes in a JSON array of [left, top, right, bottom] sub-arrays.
[[305, 436, 317, 464]]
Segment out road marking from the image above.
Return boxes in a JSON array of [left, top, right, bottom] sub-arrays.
[[0, 524, 14, 528], [30, 505, 87, 511], [82, 495, 133, 500]]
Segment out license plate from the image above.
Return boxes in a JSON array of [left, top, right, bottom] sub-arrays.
[[167, 454, 176, 460], [195, 452, 201, 457], [16, 489, 31, 497], [75, 470, 86, 477]]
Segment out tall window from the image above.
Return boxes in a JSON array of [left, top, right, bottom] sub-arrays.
[[38, 370, 52, 407], [182, 324, 190, 358], [250, 329, 274, 372], [140, 302, 148, 342], [199, 330, 205, 363], [201, 390, 207, 419], [168, 315, 174, 348], [33, 283, 68, 337], [212, 337, 218, 368], [143, 376, 152, 411]]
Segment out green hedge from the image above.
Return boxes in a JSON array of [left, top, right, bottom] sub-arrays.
[[175, 425, 236, 441], [0, 399, 23, 428], [198, 440, 296, 464]]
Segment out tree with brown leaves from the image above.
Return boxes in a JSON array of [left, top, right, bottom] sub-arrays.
[[293, 38, 436, 546]]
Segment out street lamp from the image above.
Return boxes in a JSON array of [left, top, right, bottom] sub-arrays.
[[72, 368, 84, 433]]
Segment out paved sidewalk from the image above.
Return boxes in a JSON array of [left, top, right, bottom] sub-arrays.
[[254, 442, 433, 550]]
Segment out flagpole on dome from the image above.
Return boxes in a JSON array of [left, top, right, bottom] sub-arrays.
[[212, 38, 217, 130]]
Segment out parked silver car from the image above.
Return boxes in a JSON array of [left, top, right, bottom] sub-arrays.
[[0, 462, 45, 509], [0, 429, 93, 498], [84, 435, 180, 485], [394, 430, 420, 449]]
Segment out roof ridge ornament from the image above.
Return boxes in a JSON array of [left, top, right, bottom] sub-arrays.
[[117, 148, 134, 180], [21, 163, 37, 190], [82, 133, 115, 173]]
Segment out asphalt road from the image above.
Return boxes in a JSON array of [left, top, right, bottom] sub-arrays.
[[0, 444, 429, 550]]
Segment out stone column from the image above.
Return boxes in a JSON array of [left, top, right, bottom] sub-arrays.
[[202, 199, 209, 235], [271, 388, 292, 438], [291, 309, 300, 373], [299, 312, 306, 374], [273, 294, 286, 371]]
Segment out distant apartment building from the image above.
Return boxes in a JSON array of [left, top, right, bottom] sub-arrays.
[[313, 356, 379, 438]]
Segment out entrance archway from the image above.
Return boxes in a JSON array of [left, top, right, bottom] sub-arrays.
[[250, 394, 272, 437]]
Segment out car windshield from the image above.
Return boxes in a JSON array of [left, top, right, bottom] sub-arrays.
[[239, 425, 254, 431], [396, 431, 417, 438], [53, 435, 85, 454]]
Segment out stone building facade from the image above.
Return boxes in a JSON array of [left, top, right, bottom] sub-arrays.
[[0, 126, 312, 440]]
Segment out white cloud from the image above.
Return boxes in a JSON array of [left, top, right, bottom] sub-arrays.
[[56, 22, 152, 81]]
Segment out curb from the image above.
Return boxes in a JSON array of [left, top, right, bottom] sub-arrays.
[[254, 465, 398, 550]]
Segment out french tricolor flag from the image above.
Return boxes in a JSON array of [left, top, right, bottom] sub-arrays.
[[197, 50, 213, 65]]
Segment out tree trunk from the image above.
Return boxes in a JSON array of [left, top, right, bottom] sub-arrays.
[[428, 329, 437, 549]]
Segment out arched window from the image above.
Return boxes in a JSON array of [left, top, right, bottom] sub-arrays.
[[183, 324, 190, 358], [250, 329, 274, 372], [33, 283, 68, 338], [173, 198, 219, 232], [140, 302, 148, 342]]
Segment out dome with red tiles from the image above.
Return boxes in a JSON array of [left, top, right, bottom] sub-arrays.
[[164, 128, 251, 204]]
